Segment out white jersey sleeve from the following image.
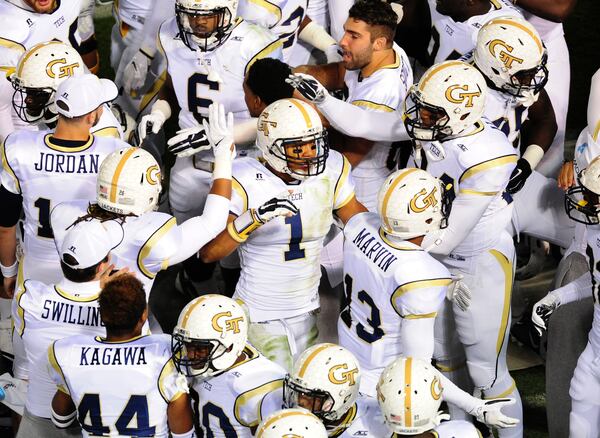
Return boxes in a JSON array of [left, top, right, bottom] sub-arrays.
[[433, 420, 482, 437], [1, 132, 21, 194]]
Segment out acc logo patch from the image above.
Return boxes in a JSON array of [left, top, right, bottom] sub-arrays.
[[211, 311, 244, 334], [46, 58, 80, 79], [328, 363, 359, 386]]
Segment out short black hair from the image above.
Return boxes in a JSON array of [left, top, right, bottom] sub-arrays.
[[99, 274, 146, 336], [245, 58, 294, 105], [60, 254, 109, 283], [348, 0, 398, 45]]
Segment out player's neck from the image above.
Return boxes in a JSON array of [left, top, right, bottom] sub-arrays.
[[360, 47, 396, 79], [266, 163, 300, 184], [105, 330, 142, 342], [451, 1, 491, 22], [53, 120, 92, 142]]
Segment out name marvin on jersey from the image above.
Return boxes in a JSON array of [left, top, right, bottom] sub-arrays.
[[34, 152, 99, 174], [352, 228, 397, 272], [42, 300, 104, 328], [79, 346, 147, 366]]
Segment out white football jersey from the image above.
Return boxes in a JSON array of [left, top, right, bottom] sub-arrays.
[[481, 82, 529, 149], [583, 225, 600, 357], [237, 0, 307, 63], [338, 212, 450, 396], [12, 278, 104, 417], [230, 151, 355, 322], [335, 395, 389, 438], [344, 43, 413, 175], [190, 344, 285, 437], [0, 131, 128, 267], [427, 0, 521, 64], [49, 334, 183, 438], [418, 120, 517, 256], [158, 17, 282, 132], [114, 0, 153, 30], [432, 420, 483, 437], [51, 200, 182, 294]]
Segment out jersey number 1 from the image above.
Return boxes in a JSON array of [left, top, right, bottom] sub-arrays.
[[284, 213, 305, 261], [34, 197, 53, 239]]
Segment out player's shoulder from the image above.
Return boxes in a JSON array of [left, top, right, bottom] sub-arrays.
[[232, 19, 280, 61], [159, 16, 179, 38], [455, 120, 516, 169], [232, 157, 266, 180], [393, 245, 451, 285], [324, 149, 348, 175], [3, 129, 48, 161], [345, 211, 379, 237], [0, 3, 30, 48], [433, 420, 482, 437], [486, 0, 522, 18], [53, 332, 92, 353], [229, 345, 286, 393]]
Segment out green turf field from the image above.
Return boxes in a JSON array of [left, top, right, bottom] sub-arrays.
[[92, 3, 600, 436]]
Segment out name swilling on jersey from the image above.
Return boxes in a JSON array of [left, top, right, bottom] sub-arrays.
[[45, 59, 80, 79], [211, 312, 244, 334], [328, 363, 359, 386], [79, 346, 147, 366], [41, 300, 104, 328], [33, 152, 100, 174], [488, 39, 524, 69], [445, 84, 480, 107], [352, 229, 398, 272], [409, 187, 438, 213]]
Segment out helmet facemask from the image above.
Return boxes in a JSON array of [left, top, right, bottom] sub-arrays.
[[283, 375, 337, 422], [403, 88, 452, 142], [267, 131, 329, 180], [11, 80, 57, 125], [171, 333, 233, 378], [565, 178, 600, 225], [502, 52, 549, 104], [175, 3, 233, 51]]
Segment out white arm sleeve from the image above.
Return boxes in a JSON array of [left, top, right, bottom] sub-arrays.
[[400, 317, 435, 360], [317, 95, 410, 142], [168, 194, 230, 265], [553, 271, 593, 305], [328, 0, 354, 41], [588, 68, 600, 142], [422, 192, 494, 256], [439, 373, 480, 414], [0, 74, 15, 143], [234, 118, 258, 145]]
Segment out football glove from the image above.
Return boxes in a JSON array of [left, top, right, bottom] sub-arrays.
[[122, 48, 153, 93], [470, 398, 520, 429], [447, 274, 471, 312], [137, 99, 171, 143], [167, 126, 211, 158], [228, 193, 299, 242], [203, 103, 235, 162], [286, 73, 327, 104], [507, 158, 532, 194], [531, 291, 561, 336]]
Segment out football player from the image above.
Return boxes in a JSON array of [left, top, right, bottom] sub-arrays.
[[395, 0, 521, 73], [6, 41, 123, 139], [172, 294, 285, 436], [13, 220, 126, 437], [531, 154, 600, 438], [256, 408, 328, 438], [402, 60, 522, 438], [294, 0, 411, 211], [49, 274, 195, 437], [50, 104, 235, 325], [339, 168, 466, 397], [199, 98, 367, 370], [377, 357, 488, 437], [0, 74, 125, 297]]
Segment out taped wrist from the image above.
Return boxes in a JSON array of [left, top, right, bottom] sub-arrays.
[[0, 260, 18, 278], [228, 209, 263, 242], [51, 407, 77, 429], [298, 21, 337, 52], [151, 99, 172, 120], [522, 144, 544, 170]]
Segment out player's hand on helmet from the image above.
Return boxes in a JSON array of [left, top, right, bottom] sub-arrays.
[[99, 265, 131, 289], [324, 45, 342, 63], [471, 398, 520, 429], [507, 158, 532, 194], [203, 103, 235, 162], [558, 160, 575, 191], [122, 48, 153, 93], [447, 274, 471, 311], [286, 73, 327, 104], [167, 126, 211, 158], [230, 192, 298, 242], [531, 291, 560, 336], [255, 194, 299, 224]]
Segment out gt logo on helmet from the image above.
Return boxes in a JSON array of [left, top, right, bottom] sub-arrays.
[[145, 165, 161, 186], [258, 118, 278, 136], [445, 84, 481, 108], [488, 39, 524, 70], [211, 311, 244, 334], [45, 59, 80, 79], [409, 187, 438, 213], [328, 363, 359, 386], [430, 376, 443, 400]]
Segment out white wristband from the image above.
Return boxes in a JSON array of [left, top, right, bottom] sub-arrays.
[[298, 21, 337, 52], [212, 155, 233, 180], [151, 99, 172, 120], [0, 260, 18, 278], [522, 144, 544, 170]]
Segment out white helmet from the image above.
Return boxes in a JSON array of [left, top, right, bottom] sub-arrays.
[[175, 0, 239, 51], [97, 147, 162, 216], [172, 294, 248, 378], [566, 154, 600, 225], [256, 98, 329, 181], [10, 41, 84, 125], [403, 61, 487, 141], [256, 408, 328, 438], [377, 168, 450, 240], [377, 357, 447, 435], [284, 343, 360, 424], [474, 16, 547, 104]]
